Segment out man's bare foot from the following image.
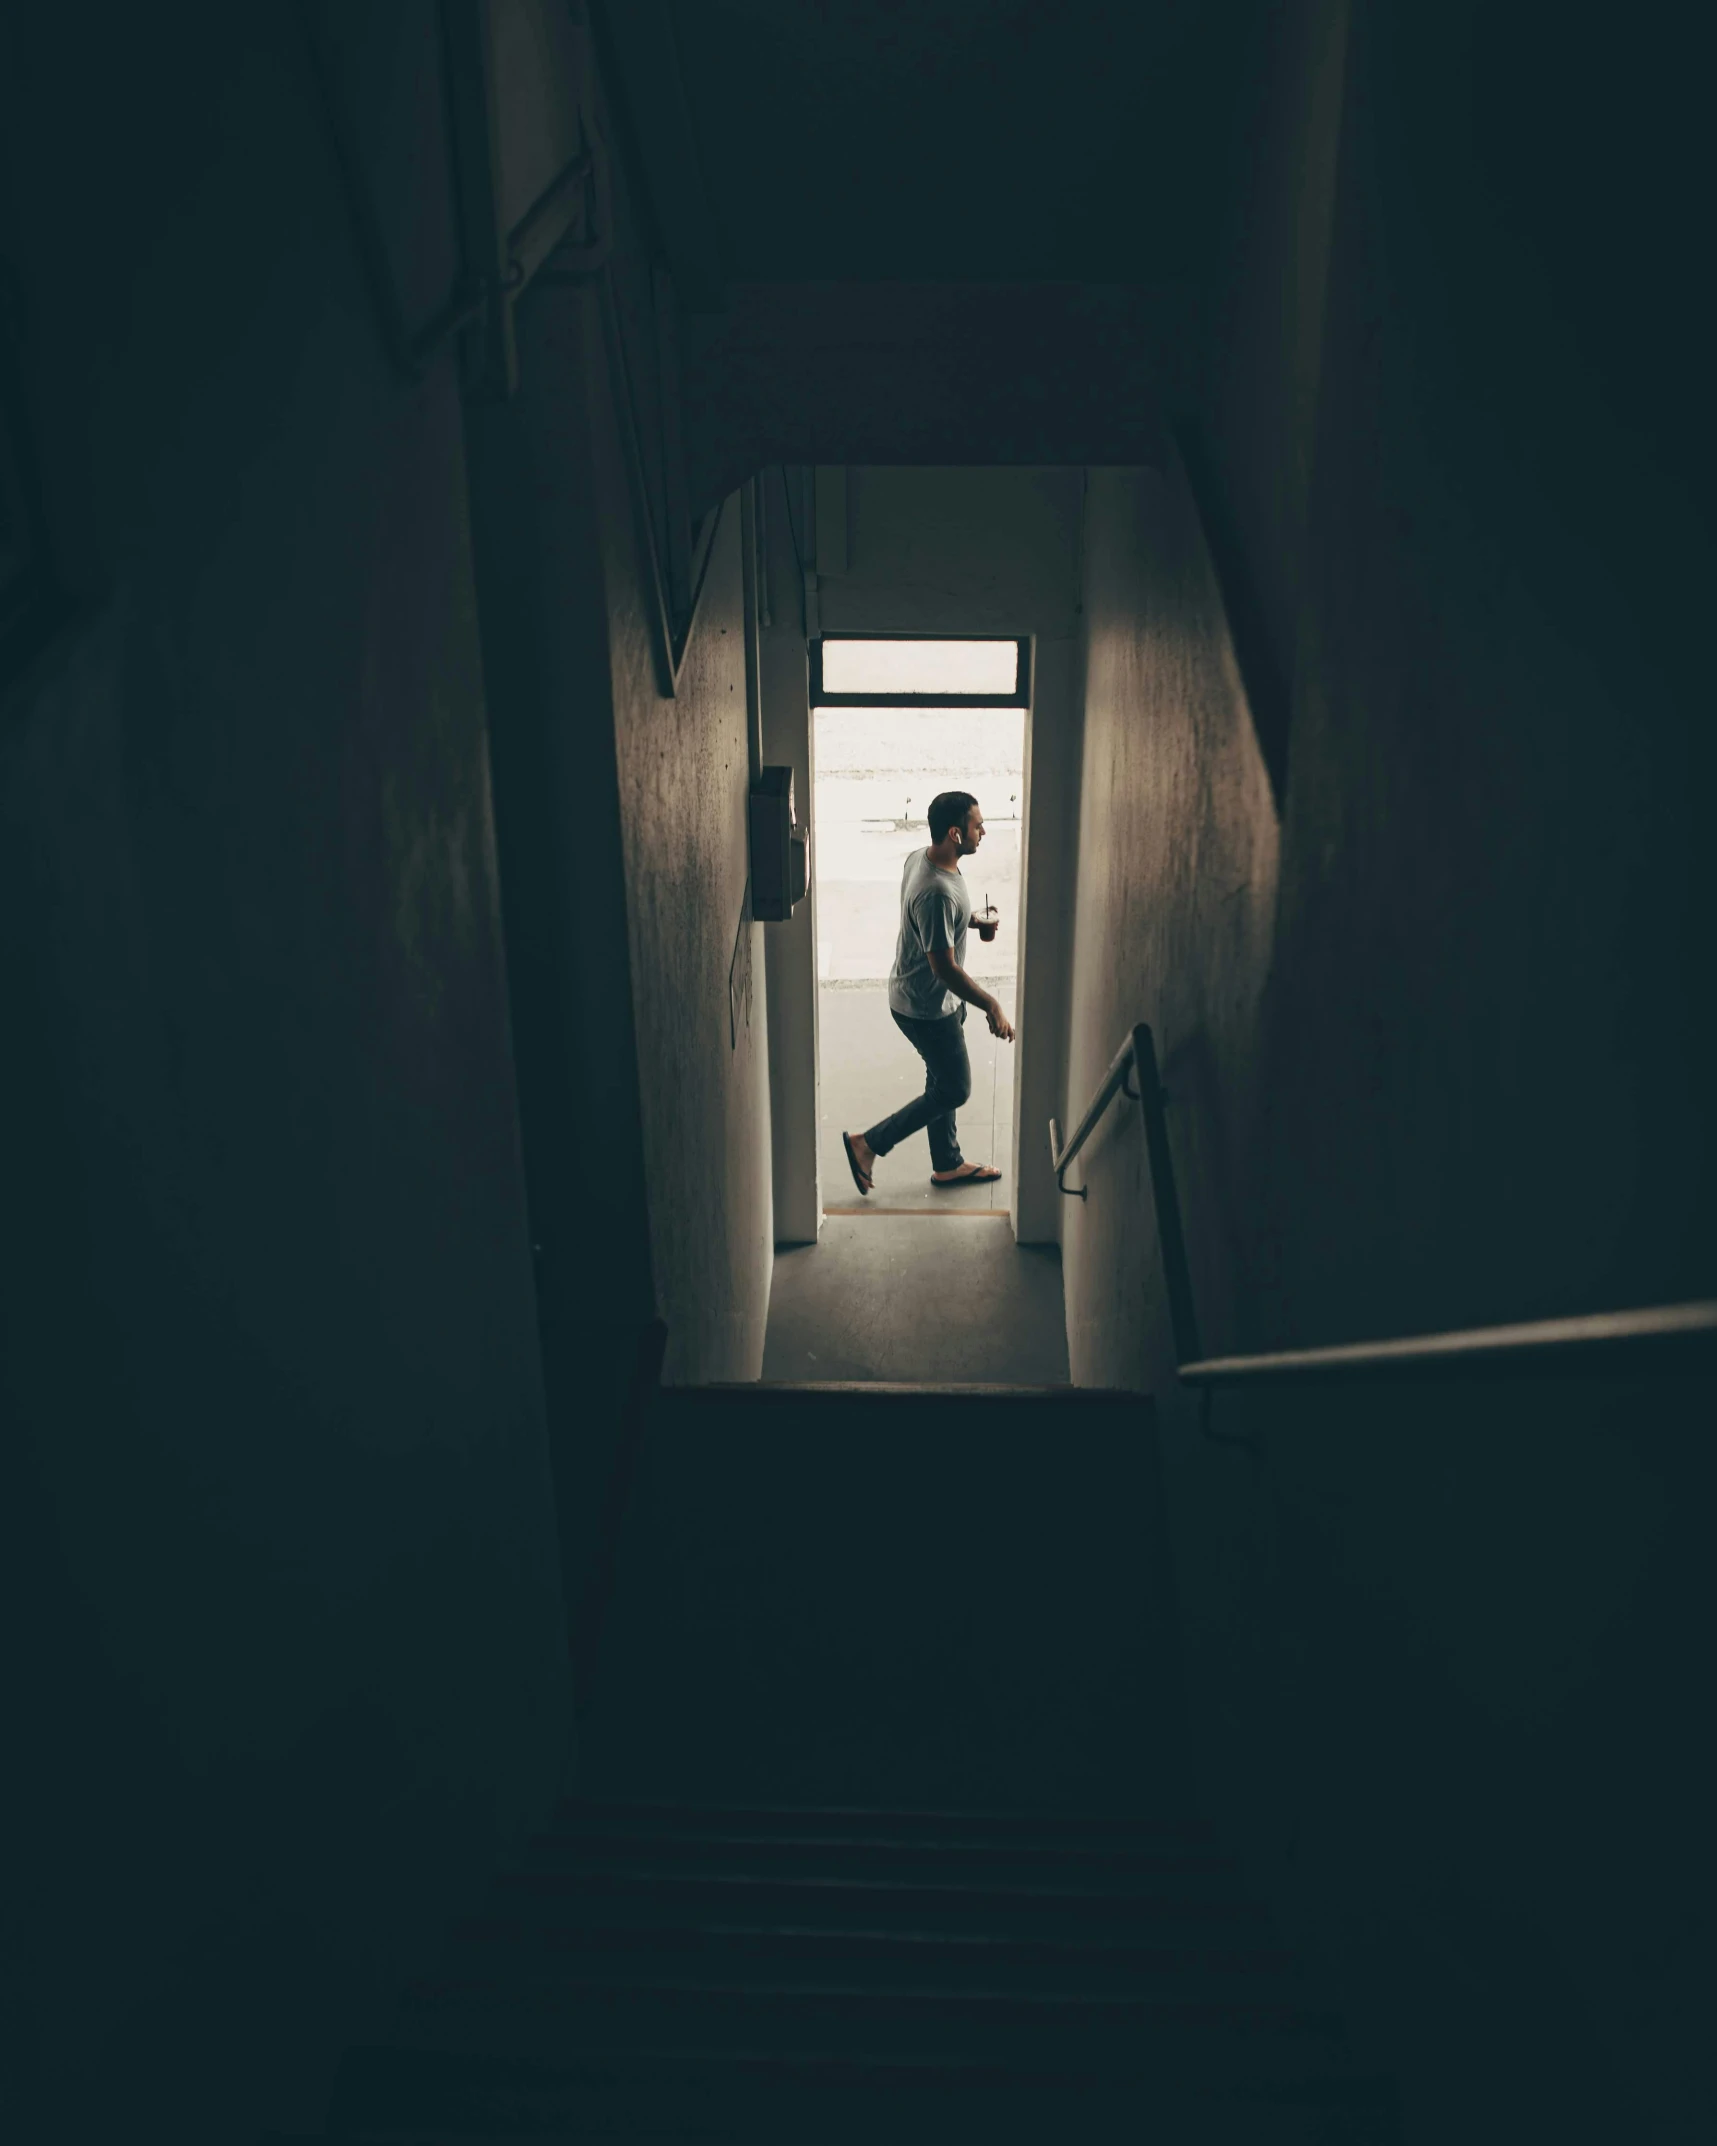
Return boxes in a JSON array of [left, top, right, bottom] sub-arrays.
[[931, 1161, 1003, 1184]]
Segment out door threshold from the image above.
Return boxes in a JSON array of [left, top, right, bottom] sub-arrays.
[[822, 1205, 1011, 1218]]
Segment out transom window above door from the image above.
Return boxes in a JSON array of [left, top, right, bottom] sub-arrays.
[[811, 636, 1030, 707]]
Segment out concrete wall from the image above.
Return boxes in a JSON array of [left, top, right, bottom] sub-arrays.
[[683, 285, 1181, 517], [1061, 0, 1715, 1367], [821, 466, 1083, 640], [584, 314, 774, 1384], [463, 285, 659, 1669], [1059, 0, 1716, 2133], [1012, 632, 1086, 1245], [1061, 458, 1281, 1381], [0, 7, 571, 2140], [758, 470, 822, 1243]]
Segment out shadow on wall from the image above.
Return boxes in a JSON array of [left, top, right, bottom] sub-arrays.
[[0, 8, 575, 2141]]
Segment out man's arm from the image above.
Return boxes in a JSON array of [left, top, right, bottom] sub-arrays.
[[929, 947, 1015, 1040]]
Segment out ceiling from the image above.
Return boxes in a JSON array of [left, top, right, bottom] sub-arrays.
[[659, 0, 1272, 285]]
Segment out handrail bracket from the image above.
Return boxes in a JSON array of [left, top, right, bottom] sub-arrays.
[[1047, 1117, 1088, 1197], [1048, 1023, 1202, 1364]]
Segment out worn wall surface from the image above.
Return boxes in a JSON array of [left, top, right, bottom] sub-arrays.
[[758, 471, 822, 1242], [1061, 461, 1280, 1377], [0, 7, 571, 2141], [822, 466, 1083, 639], [1244, 3, 1712, 1346], [1060, 0, 1715, 2134], [463, 283, 659, 1673], [683, 285, 1179, 516], [585, 316, 773, 1384], [1012, 633, 1083, 1244]]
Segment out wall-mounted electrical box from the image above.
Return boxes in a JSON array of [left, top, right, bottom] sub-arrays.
[[749, 765, 810, 922]]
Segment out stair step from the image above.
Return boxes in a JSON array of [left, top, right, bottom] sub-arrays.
[[450, 1916, 1305, 1993], [307, 2130, 1379, 2146], [521, 1831, 1243, 1891], [659, 1382, 1150, 1403], [536, 1819, 1231, 1867], [387, 1972, 1346, 2063], [330, 2040, 1400, 2141], [487, 1867, 1274, 1936], [317, 2106, 1391, 2146], [555, 1795, 1216, 1845], [306, 2131, 1374, 2146], [315, 2107, 1393, 2145]]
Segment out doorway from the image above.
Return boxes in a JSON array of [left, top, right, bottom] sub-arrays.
[[759, 610, 1074, 1384], [815, 705, 1023, 1215]]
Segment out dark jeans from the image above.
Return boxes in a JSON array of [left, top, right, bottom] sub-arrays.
[[863, 1005, 971, 1175]]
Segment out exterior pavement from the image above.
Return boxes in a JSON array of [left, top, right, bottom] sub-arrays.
[[819, 978, 1017, 1215]]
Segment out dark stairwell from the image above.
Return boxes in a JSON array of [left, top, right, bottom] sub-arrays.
[[4, 6, 1713, 2146], [314, 1385, 1402, 2143]]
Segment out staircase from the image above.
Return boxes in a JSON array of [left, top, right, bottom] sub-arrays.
[[319, 1794, 1394, 2141], [299, 1385, 1399, 2140]]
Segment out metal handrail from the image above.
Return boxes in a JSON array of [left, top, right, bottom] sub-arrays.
[[1050, 1024, 1201, 1365], [1183, 1299, 1717, 1387], [1048, 1035, 1134, 1194], [1052, 1025, 1717, 1390]]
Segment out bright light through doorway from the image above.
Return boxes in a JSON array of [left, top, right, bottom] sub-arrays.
[[815, 706, 1025, 1213], [820, 638, 1020, 697]]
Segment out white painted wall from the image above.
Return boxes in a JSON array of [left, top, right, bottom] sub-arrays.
[[1012, 634, 1084, 1243]]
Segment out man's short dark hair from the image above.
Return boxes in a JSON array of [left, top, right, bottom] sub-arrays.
[[927, 790, 977, 844]]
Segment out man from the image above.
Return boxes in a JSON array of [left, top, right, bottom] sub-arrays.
[[841, 790, 1015, 1196]]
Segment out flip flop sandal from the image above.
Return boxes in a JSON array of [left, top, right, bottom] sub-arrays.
[[841, 1131, 873, 1196], [930, 1165, 1003, 1188]]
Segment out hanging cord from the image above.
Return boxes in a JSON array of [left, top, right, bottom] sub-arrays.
[[773, 465, 815, 638], [777, 464, 807, 579]]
